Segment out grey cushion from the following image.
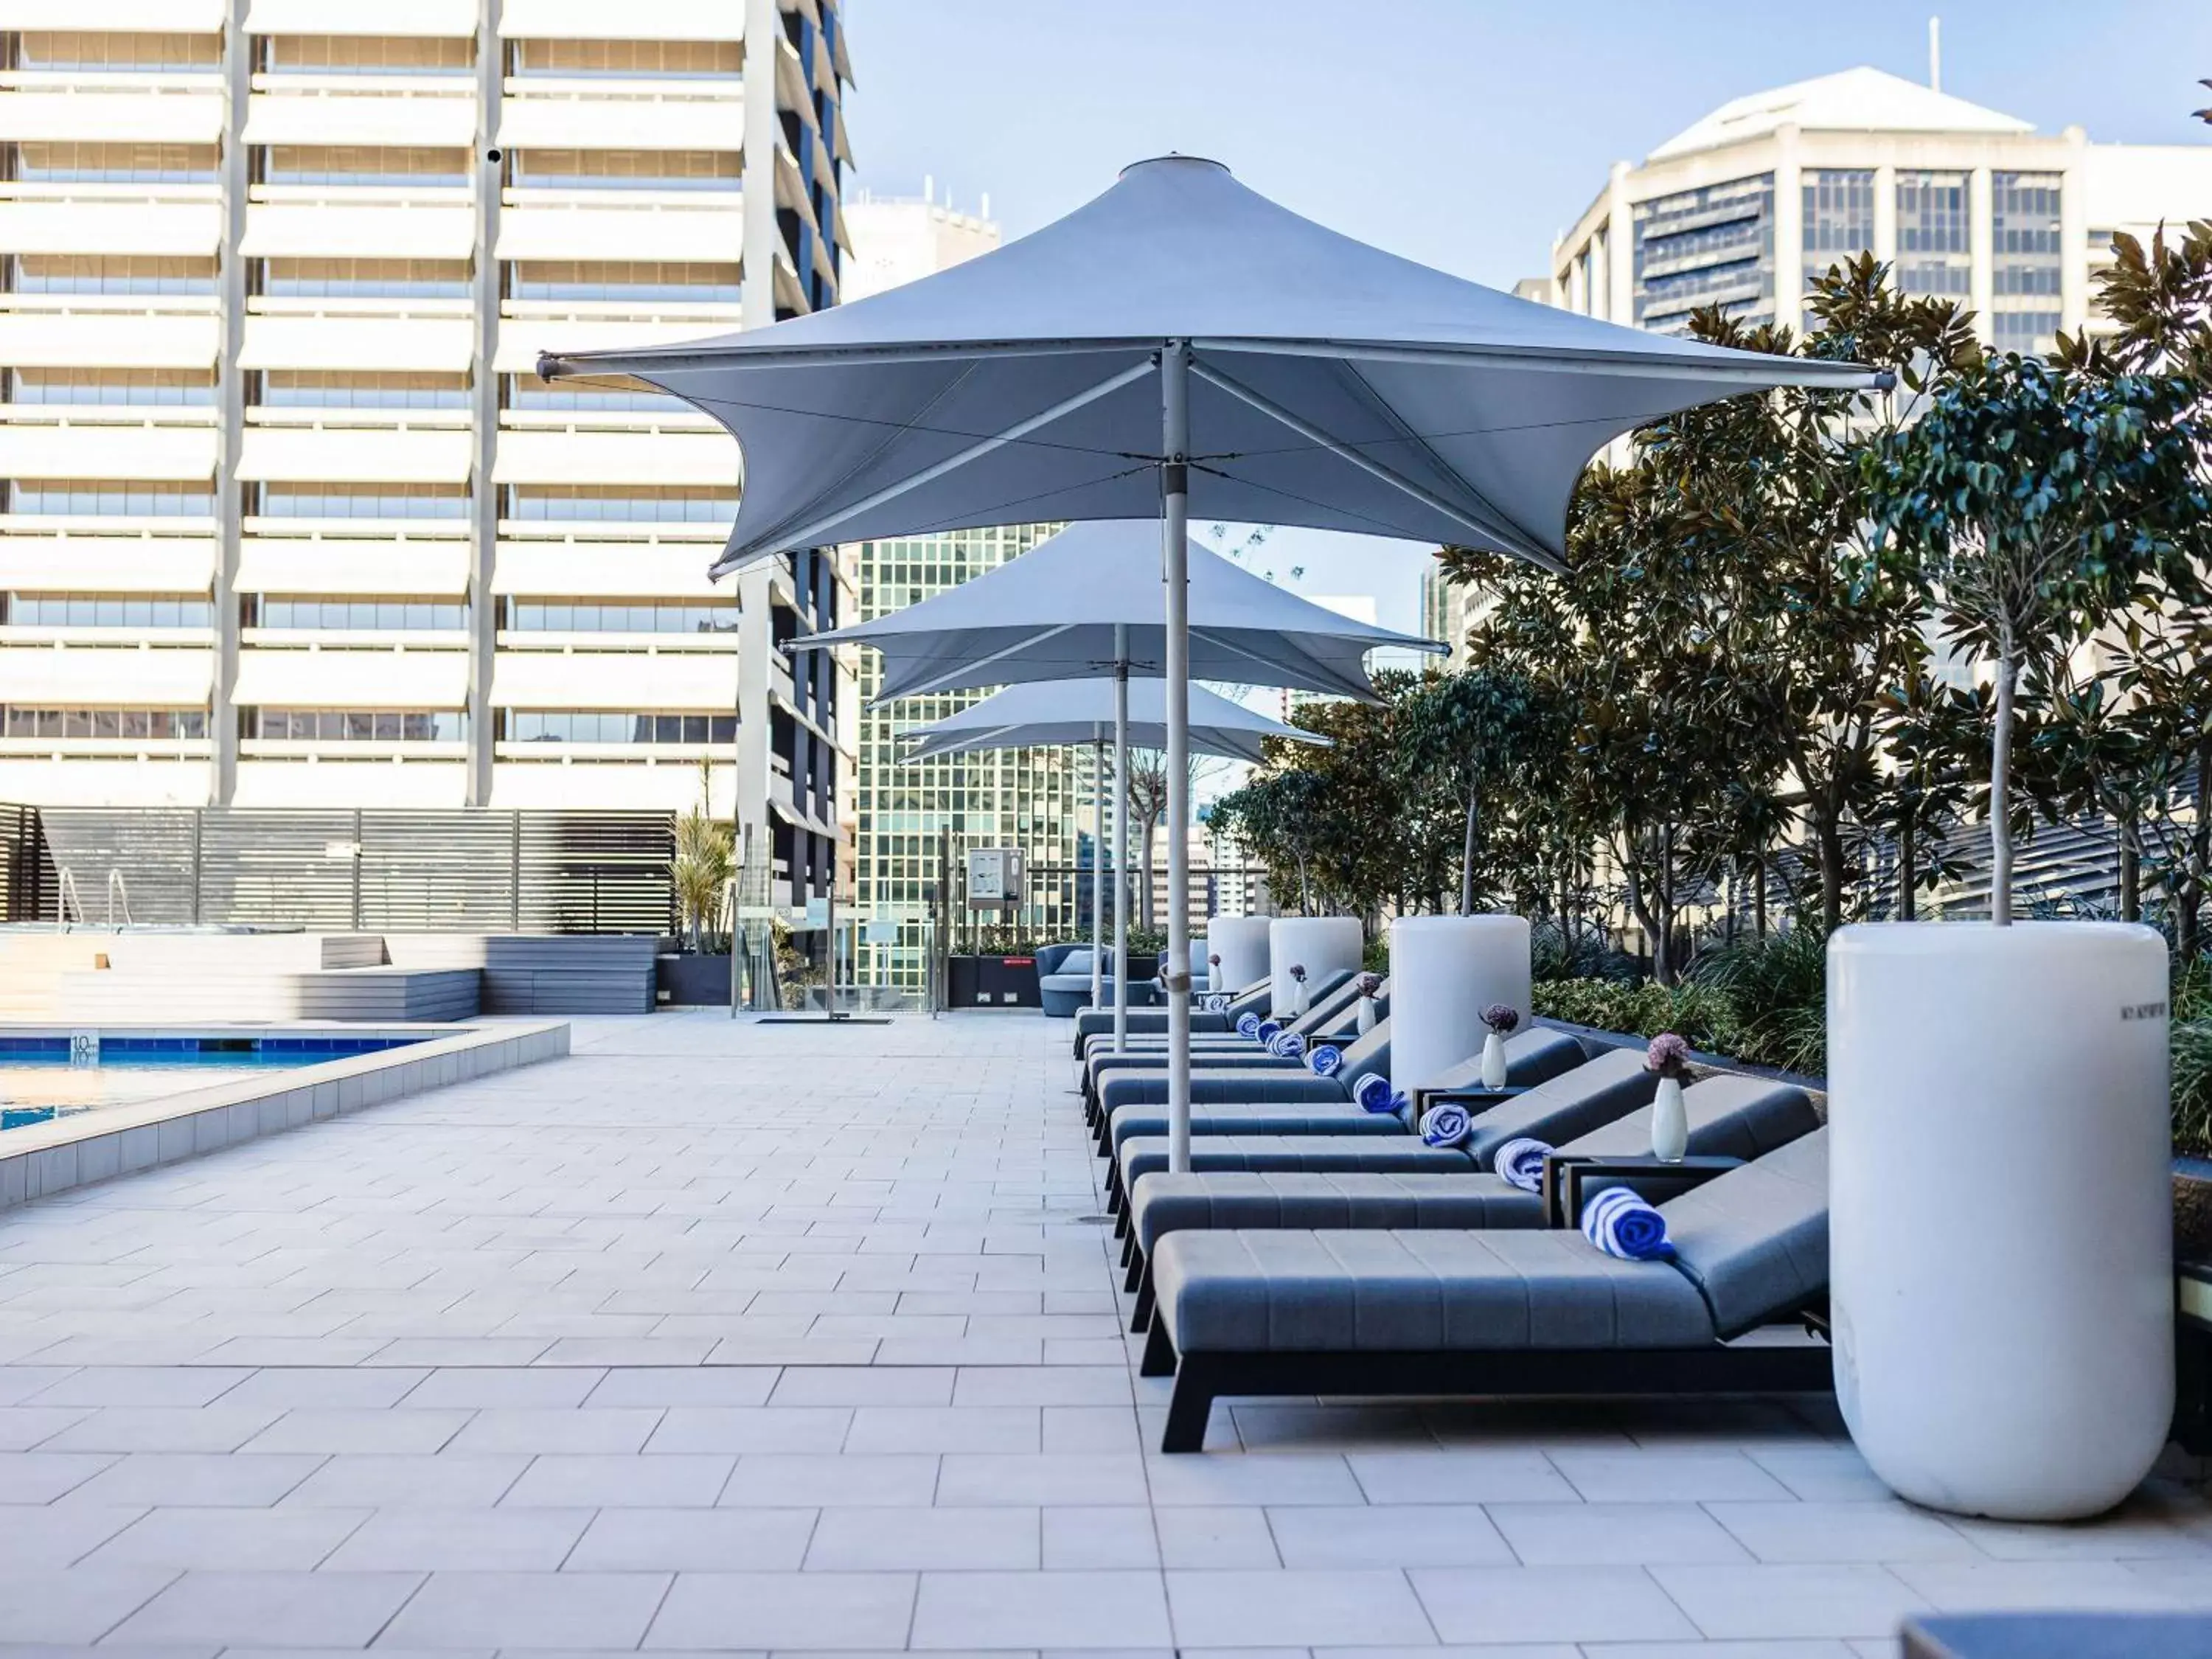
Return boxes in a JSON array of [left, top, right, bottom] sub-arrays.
[[1152, 1227, 1717, 1354], [1097, 1065, 1368, 1120], [1119, 1133, 1477, 1191], [1461, 1048, 1660, 1163], [1572, 1074, 1819, 1162], [1664, 1127, 1829, 1338], [1422, 1025, 1588, 1093], [1052, 949, 1096, 978], [1135, 1170, 1546, 1253], [1109, 1102, 1416, 1154]]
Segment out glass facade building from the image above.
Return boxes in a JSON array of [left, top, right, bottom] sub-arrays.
[[1632, 174, 1774, 332]]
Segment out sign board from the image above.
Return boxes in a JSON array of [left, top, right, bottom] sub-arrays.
[[964, 846, 1023, 911]]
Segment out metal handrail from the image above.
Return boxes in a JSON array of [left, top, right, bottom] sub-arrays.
[[105, 868, 131, 928], [55, 866, 83, 930]]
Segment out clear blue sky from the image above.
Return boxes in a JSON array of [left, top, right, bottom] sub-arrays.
[[843, 0, 2212, 630]]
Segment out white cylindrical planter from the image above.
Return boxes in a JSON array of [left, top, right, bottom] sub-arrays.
[[1269, 917, 1363, 1018], [1209, 917, 1270, 998], [1388, 914, 1531, 1096], [1829, 921, 2172, 1521]]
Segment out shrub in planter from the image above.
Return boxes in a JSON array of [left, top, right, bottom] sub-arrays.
[[1687, 925, 1829, 1077]]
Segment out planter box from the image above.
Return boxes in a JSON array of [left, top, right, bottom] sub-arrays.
[[657, 954, 734, 1006], [949, 955, 1040, 1009]]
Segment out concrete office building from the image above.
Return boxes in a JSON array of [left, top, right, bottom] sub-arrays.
[[1523, 66, 2212, 355], [0, 0, 854, 910]]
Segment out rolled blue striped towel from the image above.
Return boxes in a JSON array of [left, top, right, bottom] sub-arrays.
[[1419, 1101, 1472, 1147], [1582, 1186, 1674, 1260], [1353, 1071, 1405, 1115], [1492, 1137, 1552, 1193], [1236, 1012, 1262, 1039], [1255, 1020, 1281, 1046], [1202, 992, 1230, 1012], [1268, 1030, 1307, 1059], [1307, 1043, 1343, 1077]]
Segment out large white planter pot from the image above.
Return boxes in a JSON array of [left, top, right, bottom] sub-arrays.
[[1269, 917, 1363, 1018], [1388, 914, 1531, 1096], [1208, 917, 1270, 999], [1829, 921, 2173, 1520]]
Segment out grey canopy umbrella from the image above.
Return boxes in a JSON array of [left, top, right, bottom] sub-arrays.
[[789, 518, 1431, 1029], [903, 678, 1326, 1014], [540, 153, 1881, 1174]]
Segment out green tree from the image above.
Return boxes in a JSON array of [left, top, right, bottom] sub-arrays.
[[1394, 668, 1542, 914], [670, 760, 734, 953], [1865, 354, 2203, 922]]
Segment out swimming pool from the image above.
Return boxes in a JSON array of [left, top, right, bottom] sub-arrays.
[[0, 1032, 430, 1128]]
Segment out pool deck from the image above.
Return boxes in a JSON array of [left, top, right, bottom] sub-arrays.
[[0, 1007, 2204, 1654]]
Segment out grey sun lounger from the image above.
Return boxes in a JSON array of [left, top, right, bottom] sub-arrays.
[[1103, 1026, 1614, 1203], [1079, 968, 1362, 1086], [1099, 1024, 1587, 1164], [1071, 975, 1273, 1055], [1091, 1017, 1402, 1152], [1144, 1127, 1832, 1452], [1122, 1068, 1820, 1329]]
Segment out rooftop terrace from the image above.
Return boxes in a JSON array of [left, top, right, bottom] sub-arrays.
[[0, 1009, 2206, 1652]]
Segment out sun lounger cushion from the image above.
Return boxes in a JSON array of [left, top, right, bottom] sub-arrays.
[[1665, 1128, 1829, 1338], [1416, 1026, 1587, 1095], [1108, 1102, 1416, 1152], [1135, 1170, 1549, 1253], [1569, 1074, 1818, 1162], [1117, 1133, 1479, 1191], [1151, 1227, 1719, 1354]]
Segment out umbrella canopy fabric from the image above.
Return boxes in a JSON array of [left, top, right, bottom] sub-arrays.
[[539, 155, 1880, 579], [900, 678, 1330, 765], [794, 520, 1438, 703]]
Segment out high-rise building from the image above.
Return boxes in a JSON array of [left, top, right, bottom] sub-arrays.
[[1523, 66, 2212, 355], [832, 193, 1100, 987], [1419, 563, 1475, 672], [0, 0, 853, 910]]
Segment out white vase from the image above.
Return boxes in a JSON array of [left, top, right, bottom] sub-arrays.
[[1829, 920, 2172, 1521], [1356, 998, 1376, 1035], [1650, 1075, 1688, 1162], [1480, 1031, 1508, 1089]]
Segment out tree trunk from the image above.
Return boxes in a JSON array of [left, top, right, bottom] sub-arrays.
[[1754, 859, 1767, 936], [1898, 798, 1917, 922], [2118, 816, 2140, 925], [1459, 787, 1479, 916], [1817, 815, 1846, 933], [1990, 644, 2016, 927]]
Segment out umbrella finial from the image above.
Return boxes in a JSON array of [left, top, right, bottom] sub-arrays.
[[1120, 154, 1231, 178]]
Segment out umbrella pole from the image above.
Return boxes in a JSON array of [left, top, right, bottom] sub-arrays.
[[1089, 734, 1105, 1013], [1161, 339, 1193, 1175], [1111, 625, 1130, 1057]]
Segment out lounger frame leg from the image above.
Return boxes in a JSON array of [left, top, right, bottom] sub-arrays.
[[1129, 1265, 1154, 1333], [1152, 1342, 1834, 1452], [1139, 1318, 1177, 1378]]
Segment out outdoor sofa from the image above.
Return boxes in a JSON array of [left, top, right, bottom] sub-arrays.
[[1033, 942, 1158, 1018], [1143, 1127, 1833, 1451], [1122, 1065, 1820, 1330]]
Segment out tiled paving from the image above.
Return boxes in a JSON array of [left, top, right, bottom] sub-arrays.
[[0, 1007, 2205, 1655]]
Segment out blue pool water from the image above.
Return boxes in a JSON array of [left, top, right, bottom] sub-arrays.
[[0, 1034, 428, 1128]]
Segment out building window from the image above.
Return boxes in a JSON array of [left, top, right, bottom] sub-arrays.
[[253, 483, 469, 521], [7, 254, 217, 296], [504, 710, 737, 744], [504, 373, 684, 413], [4, 707, 207, 740], [1802, 169, 1874, 289], [503, 598, 737, 634], [509, 38, 740, 78], [504, 485, 735, 524], [10, 142, 218, 184], [7, 368, 215, 406], [260, 35, 473, 74], [249, 709, 467, 742], [1632, 174, 1774, 332], [4, 593, 212, 627], [1992, 171, 2062, 357], [256, 372, 470, 410], [263, 146, 470, 187], [508, 260, 741, 302], [15, 32, 220, 72], [260, 258, 470, 299], [247, 596, 467, 630], [508, 148, 740, 192], [1896, 170, 1972, 301], [6, 480, 215, 516]]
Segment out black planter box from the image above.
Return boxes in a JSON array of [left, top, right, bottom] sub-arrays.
[[949, 955, 1040, 1009], [658, 953, 734, 1006]]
